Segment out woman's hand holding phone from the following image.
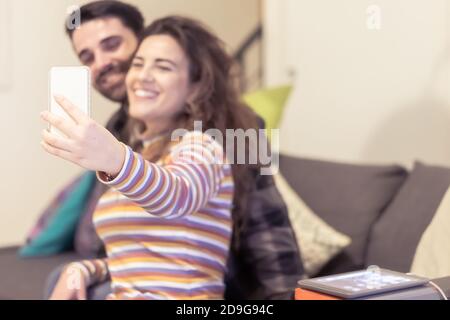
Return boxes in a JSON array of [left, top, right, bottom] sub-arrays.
[[40, 95, 125, 178]]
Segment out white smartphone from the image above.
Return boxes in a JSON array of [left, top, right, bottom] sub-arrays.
[[48, 66, 91, 136]]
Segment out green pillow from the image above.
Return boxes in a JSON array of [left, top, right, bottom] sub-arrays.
[[19, 172, 97, 257], [243, 85, 292, 134]]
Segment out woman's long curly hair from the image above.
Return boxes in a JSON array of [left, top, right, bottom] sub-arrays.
[[125, 16, 261, 247]]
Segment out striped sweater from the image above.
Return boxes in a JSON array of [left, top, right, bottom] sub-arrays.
[[70, 131, 234, 300]]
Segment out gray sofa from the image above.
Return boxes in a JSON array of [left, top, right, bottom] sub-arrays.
[[1, 154, 450, 299]]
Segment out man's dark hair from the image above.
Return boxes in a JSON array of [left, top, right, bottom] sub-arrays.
[[65, 0, 144, 38]]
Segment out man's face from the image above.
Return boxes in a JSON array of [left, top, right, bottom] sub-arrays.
[[71, 17, 139, 102]]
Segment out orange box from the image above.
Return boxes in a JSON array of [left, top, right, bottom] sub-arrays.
[[295, 288, 342, 300]]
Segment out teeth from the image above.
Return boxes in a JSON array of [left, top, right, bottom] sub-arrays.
[[134, 89, 158, 98]]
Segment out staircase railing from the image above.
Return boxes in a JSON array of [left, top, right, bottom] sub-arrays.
[[233, 25, 263, 93]]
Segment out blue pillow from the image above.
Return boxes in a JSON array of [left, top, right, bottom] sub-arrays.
[[19, 172, 97, 257]]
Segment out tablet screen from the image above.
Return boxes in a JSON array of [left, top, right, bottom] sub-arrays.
[[298, 268, 429, 299]]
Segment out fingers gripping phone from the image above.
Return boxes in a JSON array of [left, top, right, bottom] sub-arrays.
[[49, 66, 91, 136]]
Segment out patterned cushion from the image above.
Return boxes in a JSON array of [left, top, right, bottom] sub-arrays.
[[279, 155, 408, 275], [274, 173, 351, 277]]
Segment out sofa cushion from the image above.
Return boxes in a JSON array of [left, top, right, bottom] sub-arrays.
[[20, 172, 97, 257], [279, 155, 408, 275], [273, 173, 351, 277], [243, 85, 292, 137], [366, 162, 450, 272], [411, 185, 450, 278], [0, 246, 80, 299]]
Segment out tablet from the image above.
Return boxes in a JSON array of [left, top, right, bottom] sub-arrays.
[[297, 268, 429, 299]]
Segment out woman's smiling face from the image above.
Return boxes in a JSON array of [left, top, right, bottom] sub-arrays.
[[126, 34, 193, 130]]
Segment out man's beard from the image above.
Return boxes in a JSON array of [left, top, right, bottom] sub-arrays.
[[95, 60, 131, 103]]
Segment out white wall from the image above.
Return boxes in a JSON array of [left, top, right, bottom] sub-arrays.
[[0, 0, 260, 246], [265, 0, 450, 167]]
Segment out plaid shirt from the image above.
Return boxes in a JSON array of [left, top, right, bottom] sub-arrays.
[[225, 170, 304, 300]]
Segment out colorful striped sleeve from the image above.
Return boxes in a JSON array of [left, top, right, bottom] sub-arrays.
[[66, 259, 109, 287], [97, 132, 227, 219]]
